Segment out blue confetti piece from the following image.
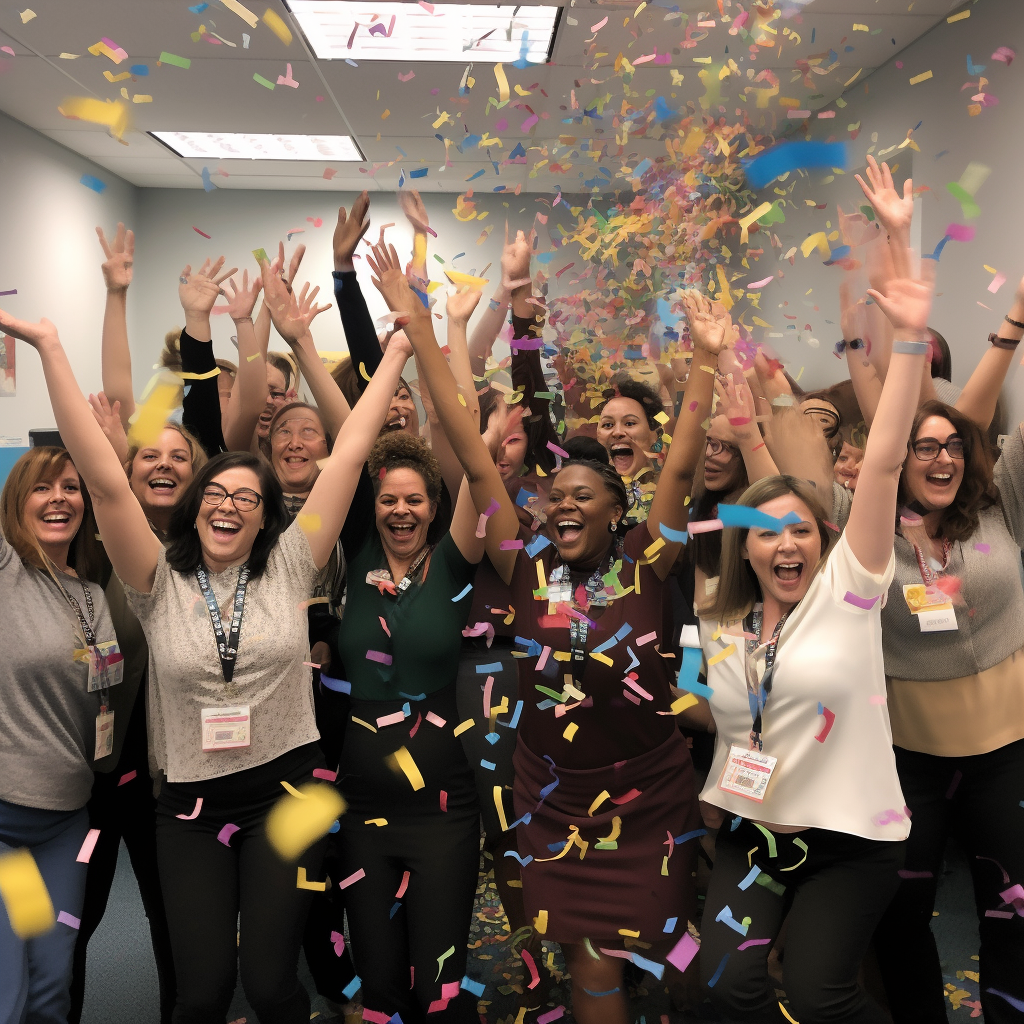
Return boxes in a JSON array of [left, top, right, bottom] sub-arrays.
[[673, 827, 708, 845], [201, 166, 216, 192], [738, 865, 762, 890], [659, 522, 688, 544], [343, 975, 361, 1000], [80, 174, 106, 193], [654, 96, 678, 122], [536, 699, 556, 710], [399, 691, 426, 701], [500, 700, 523, 729], [390, 901, 402, 918], [583, 987, 620, 997], [525, 534, 551, 558], [663, 917, 678, 933], [409, 167, 428, 178], [130, 64, 149, 76], [329, 819, 340, 833], [480, 759, 496, 770], [396, 145, 408, 157], [633, 158, 652, 177], [504, 849, 533, 866], [320, 674, 352, 694], [967, 55, 986, 76], [547, 840, 567, 853], [398, 171, 405, 188], [476, 662, 503, 674], [742, 141, 847, 189], [707, 953, 730, 987], [182, 385, 192, 397], [466, 169, 485, 181], [508, 142, 527, 160], [716, 504, 803, 532], [485, 732, 500, 745], [461, 976, 486, 998], [730, 816, 742, 831], [345, 57, 358, 67], [188, 2, 208, 11], [451, 584, 473, 602], [632, 954, 665, 980], [678, 647, 712, 698], [515, 637, 543, 658], [515, 488, 535, 508]]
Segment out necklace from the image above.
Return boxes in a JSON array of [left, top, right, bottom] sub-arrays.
[[547, 537, 625, 610]]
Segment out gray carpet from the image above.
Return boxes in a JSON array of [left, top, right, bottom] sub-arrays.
[[80, 839, 985, 1024]]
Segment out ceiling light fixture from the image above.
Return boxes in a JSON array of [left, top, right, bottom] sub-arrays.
[[288, 1, 560, 64], [150, 131, 364, 161]]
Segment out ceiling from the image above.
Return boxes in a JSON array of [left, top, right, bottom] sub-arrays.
[[0, 0, 963, 192]]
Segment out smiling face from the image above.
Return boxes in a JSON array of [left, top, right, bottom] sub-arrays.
[[24, 461, 85, 565], [270, 410, 329, 495], [834, 442, 864, 491], [703, 417, 745, 493], [597, 396, 657, 479], [543, 464, 623, 571], [903, 415, 965, 511], [195, 466, 265, 571], [375, 466, 436, 563], [381, 380, 418, 437], [130, 427, 195, 517], [741, 494, 823, 613], [257, 363, 290, 439], [492, 406, 528, 485]]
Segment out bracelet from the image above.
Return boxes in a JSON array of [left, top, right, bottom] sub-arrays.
[[1005, 314, 1024, 330], [892, 339, 930, 355], [232, 316, 253, 323], [989, 332, 1021, 350]]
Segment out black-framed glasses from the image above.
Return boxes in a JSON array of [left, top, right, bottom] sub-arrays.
[[911, 437, 965, 462], [706, 437, 740, 457], [202, 485, 263, 511]]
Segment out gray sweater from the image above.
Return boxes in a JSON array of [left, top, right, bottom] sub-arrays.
[[881, 424, 1024, 681]]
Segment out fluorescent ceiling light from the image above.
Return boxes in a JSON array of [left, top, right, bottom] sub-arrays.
[[289, 1, 560, 64], [150, 132, 364, 161]]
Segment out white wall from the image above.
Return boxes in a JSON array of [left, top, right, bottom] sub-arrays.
[[753, 0, 1023, 427], [0, 110, 138, 443]]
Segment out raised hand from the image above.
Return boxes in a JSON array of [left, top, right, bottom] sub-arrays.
[[178, 257, 237, 318], [383, 326, 414, 361], [855, 155, 914, 239], [97, 223, 135, 292], [295, 282, 333, 334], [867, 270, 934, 334], [88, 391, 129, 463], [681, 291, 730, 355], [333, 191, 370, 272], [366, 242, 423, 318], [501, 225, 533, 292], [398, 189, 429, 234], [714, 373, 758, 444], [222, 270, 264, 322], [446, 287, 482, 325], [0, 311, 58, 350]]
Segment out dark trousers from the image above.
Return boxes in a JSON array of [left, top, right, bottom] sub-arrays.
[[155, 745, 326, 1024], [874, 739, 1024, 1024], [69, 694, 175, 1024], [702, 819, 904, 1024]]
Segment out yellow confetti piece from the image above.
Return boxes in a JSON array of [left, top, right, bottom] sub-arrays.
[[493, 785, 510, 831], [127, 379, 181, 448], [358, 361, 371, 382], [587, 790, 611, 816], [177, 367, 221, 380], [222, 0, 258, 27], [644, 537, 666, 559], [494, 62, 510, 103], [654, 411, 669, 425], [909, 70, 933, 85], [946, 9, 969, 21], [388, 746, 425, 791], [534, 910, 548, 934], [453, 719, 475, 737], [296, 867, 327, 890], [58, 96, 131, 140], [852, 23, 868, 31], [596, 815, 621, 848], [297, 512, 321, 533], [132, 94, 153, 103], [800, 232, 830, 258], [552, 651, 571, 662], [589, 651, 614, 667], [20, 8, 36, 22], [779, 1002, 801, 1024], [266, 782, 346, 860], [262, 7, 293, 44], [535, 559, 547, 592], [103, 70, 132, 82], [563, 722, 579, 741], [364, 818, 388, 826], [352, 716, 377, 732], [738, 201, 774, 244], [0, 849, 55, 938], [445, 269, 490, 289], [707, 643, 736, 666], [670, 693, 699, 715], [618, 928, 640, 937], [844, 68, 863, 87]]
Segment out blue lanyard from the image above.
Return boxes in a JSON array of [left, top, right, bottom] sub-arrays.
[[744, 606, 788, 752]]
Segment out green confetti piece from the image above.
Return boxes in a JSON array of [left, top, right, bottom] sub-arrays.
[[755, 872, 786, 896], [253, 73, 276, 90], [158, 51, 191, 69], [946, 182, 979, 219], [251, 247, 269, 265]]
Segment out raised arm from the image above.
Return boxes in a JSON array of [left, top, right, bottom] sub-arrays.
[[840, 277, 883, 426], [0, 311, 161, 591], [398, 190, 431, 305], [220, 270, 267, 452], [714, 373, 778, 482], [845, 263, 933, 573], [97, 223, 136, 426], [332, 192, 380, 389], [647, 292, 724, 581], [368, 242, 518, 579]]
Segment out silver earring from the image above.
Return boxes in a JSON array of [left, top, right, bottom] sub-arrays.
[[609, 520, 618, 534]]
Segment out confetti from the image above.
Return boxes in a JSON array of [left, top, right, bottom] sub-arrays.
[[389, 746, 426, 790], [266, 782, 346, 859], [0, 849, 54, 938]]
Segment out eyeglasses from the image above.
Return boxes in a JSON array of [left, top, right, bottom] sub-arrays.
[[272, 425, 325, 444], [706, 437, 740, 457], [911, 437, 965, 462], [202, 485, 263, 511]]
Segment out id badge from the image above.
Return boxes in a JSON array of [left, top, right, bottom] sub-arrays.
[[365, 569, 392, 587], [718, 744, 778, 803], [87, 641, 125, 693], [94, 710, 115, 760], [201, 706, 251, 751], [902, 584, 958, 633]]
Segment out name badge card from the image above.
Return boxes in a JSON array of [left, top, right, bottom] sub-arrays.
[[201, 706, 251, 751], [87, 640, 125, 693], [718, 744, 778, 803], [902, 584, 958, 633]]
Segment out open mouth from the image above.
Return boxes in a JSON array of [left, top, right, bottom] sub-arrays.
[[926, 472, 953, 488], [773, 562, 803, 583], [388, 522, 416, 541], [555, 518, 583, 543], [284, 456, 308, 467], [383, 416, 407, 432], [41, 511, 71, 525], [148, 477, 177, 493], [210, 519, 241, 538], [609, 445, 634, 474]]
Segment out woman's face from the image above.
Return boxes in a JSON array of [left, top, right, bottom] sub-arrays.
[[382, 383, 418, 437], [903, 415, 965, 511], [597, 396, 657, 479], [257, 364, 290, 439], [270, 411, 329, 495], [703, 417, 744, 493], [130, 427, 194, 515], [543, 464, 623, 571], [491, 407, 528, 486], [24, 462, 84, 557], [741, 494, 822, 612], [375, 466, 436, 562], [195, 466, 265, 568], [834, 442, 864, 491]]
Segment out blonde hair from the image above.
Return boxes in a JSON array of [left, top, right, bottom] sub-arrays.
[[702, 475, 836, 624]]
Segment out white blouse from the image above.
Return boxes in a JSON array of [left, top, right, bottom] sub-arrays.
[[700, 533, 909, 841]]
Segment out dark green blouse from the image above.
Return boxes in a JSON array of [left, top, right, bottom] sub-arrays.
[[335, 531, 478, 701]]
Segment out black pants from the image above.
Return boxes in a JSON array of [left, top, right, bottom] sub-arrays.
[[874, 740, 1024, 1024], [155, 744, 327, 1024], [69, 687, 176, 1024], [338, 684, 481, 1023], [702, 819, 904, 1024]]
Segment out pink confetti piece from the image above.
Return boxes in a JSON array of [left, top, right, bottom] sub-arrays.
[[176, 798, 203, 820], [590, 16, 608, 31], [974, 542, 991, 553], [869, 694, 887, 705], [398, 70, 415, 82], [323, 167, 336, 180], [396, 870, 411, 898], [843, 591, 879, 610], [118, 770, 137, 786], [986, 909, 1015, 919], [426, 711, 447, 727], [409, 712, 422, 737], [610, 788, 642, 805], [76, 829, 101, 863], [379, 615, 391, 637], [377, 710, 406, 727], [193, 226, 212, 239], [635, 631, 658, 646], [522, 948, 541, 989], [624, 677, 654, 700], [57, 911, 81, 929], [440, 790, 448, 812], [329, 929, 345, 955], [623, 689, 642, 705], [483, 674, 494, 717], [945, 223, 975, 241], [665, 932, 699, 972], [814, 706, 836, 743], [786, 110, 811, 118], [687, 519, 724, 535], [366, 650, 393, 665], [313, 768, 337, 781], [362, 1010, 391, 1024], [988, 272, 1007, 293], [736, 937, 772, 950], [500, 539, 524, 549], [217, 823, 240, 846], [417, 0, 434, 10], [338, 868, 366, 888], [538, 1008, 565, 1024], [817, 110, 836, 118], [520, 114, 539, 132], [536, 645, 552, 671], [746, 276, 775, 289], [992, 46, 1016, 64]]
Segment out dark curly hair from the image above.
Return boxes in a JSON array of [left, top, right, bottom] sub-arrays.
[[562, 435, 611, 464], [898, 400, 999, 542], [478, 387, 557, 475], [165, 451, 289, 578], [558, 458, 628, 514], [598, 373, 664, 431], [368, 432, 443, 505]]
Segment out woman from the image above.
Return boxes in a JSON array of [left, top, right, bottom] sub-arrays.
[[0, 447, 116, 1024], [376, 245, 722, 1024], [695, 267, 933, 1022], [872, 395, 1024, 1023], [0, 297, 411, 1024]]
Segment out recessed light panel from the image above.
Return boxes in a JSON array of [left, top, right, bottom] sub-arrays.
[[151, 132, 364, 161], [289, 1, 560, 64]]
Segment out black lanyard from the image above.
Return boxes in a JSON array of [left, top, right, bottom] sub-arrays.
[[744, 606, 789, 752], [195, 563, 251, 684], [50, 572, 97, 647], [569, 615, 589, 670]]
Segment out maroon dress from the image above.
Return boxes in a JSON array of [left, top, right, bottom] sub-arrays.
[[509, 523, 702, 944]]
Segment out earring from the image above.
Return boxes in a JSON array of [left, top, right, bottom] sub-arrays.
[[608, 520, 618, 534]]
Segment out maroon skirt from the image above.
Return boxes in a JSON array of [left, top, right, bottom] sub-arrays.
[[512, 729, 702, 944]]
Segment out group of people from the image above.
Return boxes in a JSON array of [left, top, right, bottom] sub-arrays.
[[1, 158, 1022, 1024]]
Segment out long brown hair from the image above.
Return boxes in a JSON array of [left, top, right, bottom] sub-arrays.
[[898, 400, 999, 542], [702, 475, 835, 624], [125, 422, 208, 479], [0, 447, 105, 580]]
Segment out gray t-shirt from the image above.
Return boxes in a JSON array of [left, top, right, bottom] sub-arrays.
[[122, 520, 323, 783], [0, 532, 118, 811]]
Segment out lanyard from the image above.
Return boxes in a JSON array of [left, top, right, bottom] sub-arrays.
[[195, 563, 251, 684], [569, 615, 589, 669], [743, 605, 789, 752], [50, 571, 97, 647]]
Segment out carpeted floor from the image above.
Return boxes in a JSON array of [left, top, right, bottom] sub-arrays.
[[80, 838, 984, 1024]]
